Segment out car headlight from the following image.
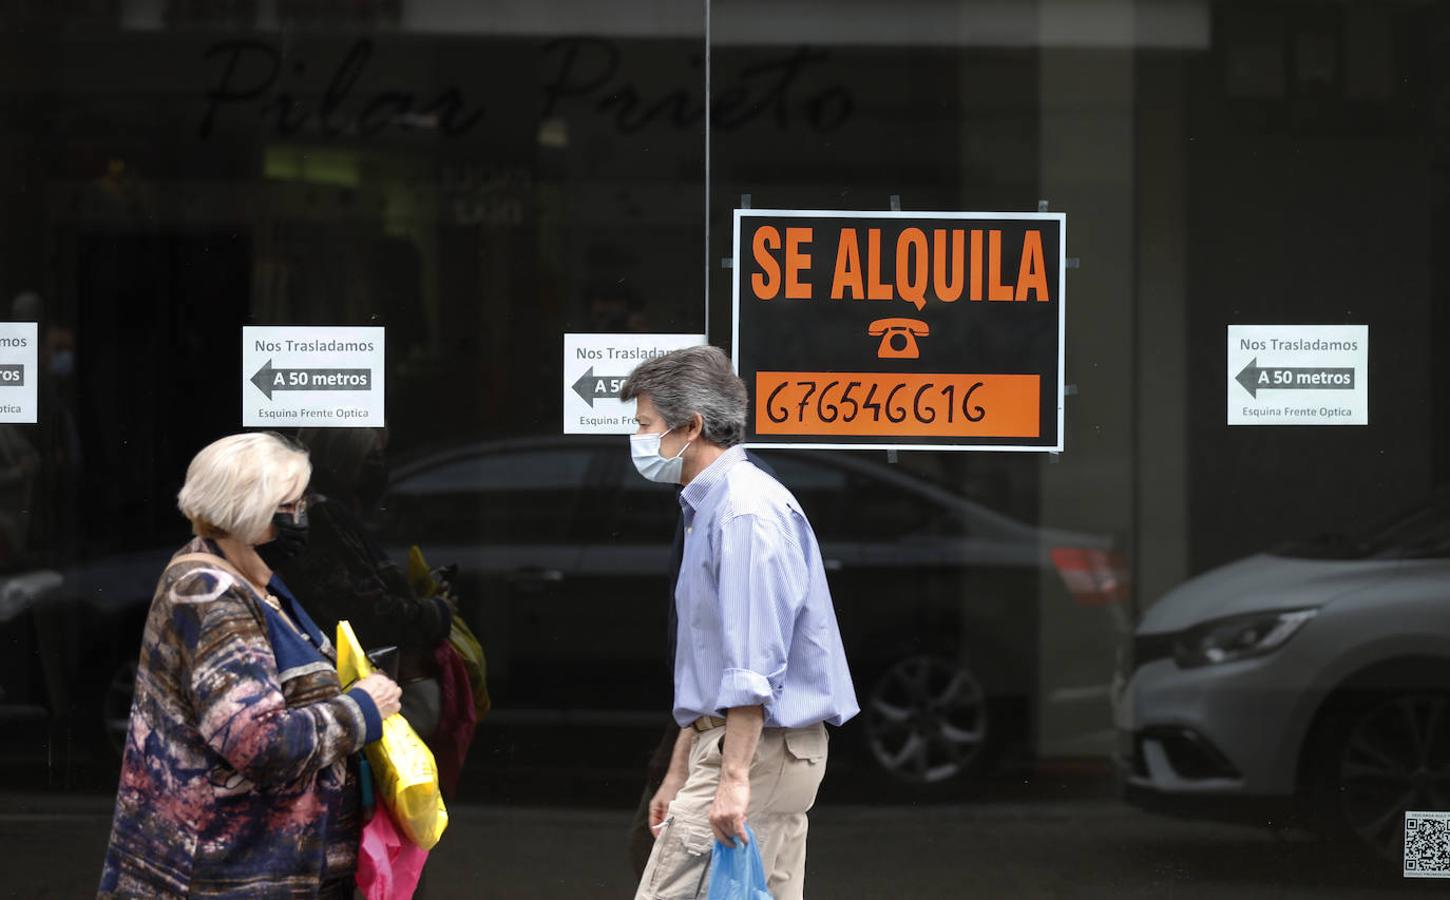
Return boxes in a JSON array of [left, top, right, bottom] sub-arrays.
[[1173, 609, 1317, 669]]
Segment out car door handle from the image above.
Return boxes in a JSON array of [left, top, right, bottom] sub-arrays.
[[510, 567, 564, 583]]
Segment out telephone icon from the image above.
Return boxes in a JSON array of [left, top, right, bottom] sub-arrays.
[[868, 317, 930, 359]]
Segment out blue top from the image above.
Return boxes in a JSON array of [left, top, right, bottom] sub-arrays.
[[265, 575, 383, 743], [673, 445, 859, 729]]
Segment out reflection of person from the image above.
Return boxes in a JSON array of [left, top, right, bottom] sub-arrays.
[[621, 347, 858, 900], [0, 425, 39, 566], [13, 291, 82, 565], [273, 427, 454, 742], [99, 433, 401, 899], [36, 320, 83, 559], [586, 279, 649, 332]]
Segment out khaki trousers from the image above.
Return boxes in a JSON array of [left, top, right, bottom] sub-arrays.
[[634, 722, 828, 900]]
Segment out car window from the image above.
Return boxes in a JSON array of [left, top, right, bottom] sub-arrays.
[[841, 470, 941, 540], [1274, 494, 1450, 560], [766, 453, 968, 542], [398, 449, 593, 494], [1362, 500, 1450, 559], [758, 452, 849, 542], [381, 447, 594, 544], [598, 450, 971, 546], [605, 473, 679, 543], [762, 452, 849, 491]]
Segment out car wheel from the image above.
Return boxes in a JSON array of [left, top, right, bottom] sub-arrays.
[[103, 659, 137, 755], [1325, 692, 1450, 860], [863, 653, 990, 784]]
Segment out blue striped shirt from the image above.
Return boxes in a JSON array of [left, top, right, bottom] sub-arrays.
[[672, 445, 859, 729]]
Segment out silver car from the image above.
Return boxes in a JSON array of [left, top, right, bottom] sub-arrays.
[[1119, 495, 1450, 858]]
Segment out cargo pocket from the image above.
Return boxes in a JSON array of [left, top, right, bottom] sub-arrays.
[[778, 726, 829, 814], [644, 816, 715, 900], [784, 726, 828, 764]]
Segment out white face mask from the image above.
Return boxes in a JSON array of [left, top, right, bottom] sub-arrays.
[[630, 429, 689, 484]]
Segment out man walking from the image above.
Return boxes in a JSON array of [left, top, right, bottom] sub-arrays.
[[621, 346, 858, 900]]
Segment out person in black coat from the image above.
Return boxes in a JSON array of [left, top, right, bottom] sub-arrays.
[[271, 428, 453, 737]]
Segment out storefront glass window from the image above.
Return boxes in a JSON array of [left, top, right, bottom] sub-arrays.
[[1, 1, 1446, 894]]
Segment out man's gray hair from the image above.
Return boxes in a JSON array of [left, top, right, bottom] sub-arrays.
[[619, 345, 748, 448]]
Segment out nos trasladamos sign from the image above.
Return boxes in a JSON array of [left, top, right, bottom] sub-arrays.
[[732, 209, 1066, 451]]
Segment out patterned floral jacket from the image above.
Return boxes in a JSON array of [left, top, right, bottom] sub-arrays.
[[98, 539, 383, 898]]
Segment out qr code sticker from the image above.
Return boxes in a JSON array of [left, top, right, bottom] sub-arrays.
[[1404, 811, 1450, 878]]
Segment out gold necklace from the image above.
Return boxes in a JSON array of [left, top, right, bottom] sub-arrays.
[[261, 591, 310, 642]]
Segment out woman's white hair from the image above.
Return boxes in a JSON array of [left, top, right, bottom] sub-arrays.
[[177, 432, 311, 545]]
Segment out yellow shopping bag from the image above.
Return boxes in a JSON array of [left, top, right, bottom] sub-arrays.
[[405, 545, 442, 598], [408, 545, 491, 721], [336, 620, 449, 851], [447, 616, 492, 720]]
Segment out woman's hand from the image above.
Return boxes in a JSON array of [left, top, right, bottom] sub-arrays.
[[354, 672, 402, 719]]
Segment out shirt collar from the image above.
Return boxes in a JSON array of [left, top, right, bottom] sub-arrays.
[[680, 444, 748, 512]]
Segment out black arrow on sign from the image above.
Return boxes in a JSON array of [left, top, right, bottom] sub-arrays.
[[250, 359, 373, 401], [571, 367, 627, 408], [1235, 358, 1356, 399]]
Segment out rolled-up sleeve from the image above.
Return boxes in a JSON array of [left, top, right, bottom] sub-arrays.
[[713, 513, 807, 712]]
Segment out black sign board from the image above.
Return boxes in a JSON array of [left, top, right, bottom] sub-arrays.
[[732, 209, 1066, 451]]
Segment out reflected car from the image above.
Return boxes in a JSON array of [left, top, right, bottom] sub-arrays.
[[1118, 494, 1450, 858], [377, 436, 1127, 786], [0, 547, 174, 774], [0, 569, 65, 733], [0, 438, 1127, 791]]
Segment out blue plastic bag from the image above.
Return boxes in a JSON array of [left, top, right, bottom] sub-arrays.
[[707, 824, 773, 900]]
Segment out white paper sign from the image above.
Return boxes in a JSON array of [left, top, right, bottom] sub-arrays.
[[242, 326, 385, 428], [563, 333, 707, 434], [1227, 325, 1368, 426], [0, 323, 37, 424]]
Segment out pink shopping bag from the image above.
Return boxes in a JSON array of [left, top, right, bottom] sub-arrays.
[[356, 802, 429, 900]]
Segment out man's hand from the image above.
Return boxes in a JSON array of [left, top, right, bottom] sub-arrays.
[[649, 772, 686, 835], [709, 775, 751, 845], [710, 706, 764, 844], [649, 728, 696, 839]]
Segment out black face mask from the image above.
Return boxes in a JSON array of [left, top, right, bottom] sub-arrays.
[[257, 509, 310, 570]]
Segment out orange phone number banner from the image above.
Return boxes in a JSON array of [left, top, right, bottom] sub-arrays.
[[755, 372, 1040, 439]]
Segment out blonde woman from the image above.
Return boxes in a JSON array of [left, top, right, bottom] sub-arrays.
[[99, 432, 400, 899]]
